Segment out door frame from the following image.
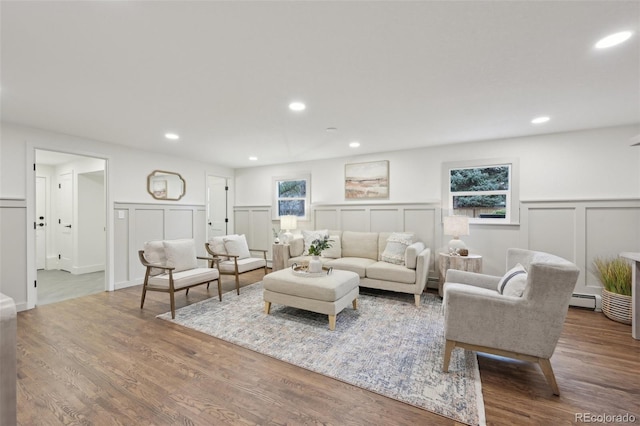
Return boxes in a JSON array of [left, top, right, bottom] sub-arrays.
[[26, 145, 113, 309]]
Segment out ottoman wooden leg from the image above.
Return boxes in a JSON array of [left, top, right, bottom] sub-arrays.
[[352, 298, 358, 310], [328, 315, 336, 331], [264, 301, 271, 314]]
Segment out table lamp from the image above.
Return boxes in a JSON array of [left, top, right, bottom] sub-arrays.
[[280, 215, 297, 244], [443, 215, 470, 251]]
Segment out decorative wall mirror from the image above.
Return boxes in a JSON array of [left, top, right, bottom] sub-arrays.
[[147, 170, 186, 201]]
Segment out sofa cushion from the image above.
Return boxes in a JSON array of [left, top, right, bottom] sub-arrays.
[[223, 234, 251, 259], [366, 261, 416, 284], [163, 239, 198, 272], [341, 231, 378, 260], [302, 229, 328, 255], [144, 240, 166, 276], [324, 257, 376, 278], [322, 235, 342, 259], [289, 236, 305, 257], [497, 263, 528, 297], [381, 232, 415, 265]]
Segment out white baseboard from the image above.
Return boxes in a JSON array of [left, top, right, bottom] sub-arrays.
[[70, 264, 105, 275], [115, 278, 143, 291], [571, 293, 602, 312]]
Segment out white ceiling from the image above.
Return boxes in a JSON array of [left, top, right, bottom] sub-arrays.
[[2, 1, 639, 169]]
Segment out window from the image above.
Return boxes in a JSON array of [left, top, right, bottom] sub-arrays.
[[273, 175, 310, 220], [442, 158, 519, 224]]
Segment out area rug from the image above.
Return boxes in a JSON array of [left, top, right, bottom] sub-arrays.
[[158, 283, 486, 425]]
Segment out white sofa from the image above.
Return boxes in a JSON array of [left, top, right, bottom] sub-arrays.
[[283, 230, 431, 306]]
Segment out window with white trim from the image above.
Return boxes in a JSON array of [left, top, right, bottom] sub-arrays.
[[272, 175, 310, 220], [442, 158, 519, 224]]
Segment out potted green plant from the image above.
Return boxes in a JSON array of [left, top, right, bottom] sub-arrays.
[[593, 256, 632, 324], [307, 236, 332, 273]]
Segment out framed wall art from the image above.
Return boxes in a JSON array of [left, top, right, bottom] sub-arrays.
[[345, 160, 389, 200]]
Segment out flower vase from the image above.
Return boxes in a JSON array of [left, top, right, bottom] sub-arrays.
[[308, 255, 322, 273]]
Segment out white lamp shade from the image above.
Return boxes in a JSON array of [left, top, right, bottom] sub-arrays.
[[443, 216, 469, 237], [280, 215, 297, 231]]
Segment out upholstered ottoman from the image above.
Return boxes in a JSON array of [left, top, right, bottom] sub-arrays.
[[263, 268, 359, 330]]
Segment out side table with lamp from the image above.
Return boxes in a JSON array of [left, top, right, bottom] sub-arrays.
[[438, 215, 483, 297]]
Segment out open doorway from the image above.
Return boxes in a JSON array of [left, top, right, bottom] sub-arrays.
[[35, 150, 107, 305]]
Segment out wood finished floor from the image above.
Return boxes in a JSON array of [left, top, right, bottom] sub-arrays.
[[16, 269, 640, 425]]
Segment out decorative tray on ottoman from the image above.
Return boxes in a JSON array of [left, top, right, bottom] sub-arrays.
[[291, 263, 333, 277]]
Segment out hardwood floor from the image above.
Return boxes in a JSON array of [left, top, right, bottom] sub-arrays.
[[16, 270, 640, 425]]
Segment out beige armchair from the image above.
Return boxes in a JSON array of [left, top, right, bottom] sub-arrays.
[[205, 234, 268, 295], [442, 248, 580, 395]]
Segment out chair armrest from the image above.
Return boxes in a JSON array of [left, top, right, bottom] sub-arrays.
[[249, 248, 268, 260], [197, 256, 220, 268], [137, 250, 175, 271], [445, 269, 500, 291]]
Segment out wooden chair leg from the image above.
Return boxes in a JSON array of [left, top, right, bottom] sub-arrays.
[[140, 283, 148, 309], [235, 274, 240, 295], [217, 279, 222, 301], [185, 288, 189, 296], [207, 283, 210, 289], [170, 290, 176, 319], [443, 339, 456, 372], [538, 358, 560, 396]]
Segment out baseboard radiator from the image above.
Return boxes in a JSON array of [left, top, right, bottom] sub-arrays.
[[571, 293, 602, 312]]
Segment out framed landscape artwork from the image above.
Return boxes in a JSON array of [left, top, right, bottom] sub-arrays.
[[345, 160, 389, 199]]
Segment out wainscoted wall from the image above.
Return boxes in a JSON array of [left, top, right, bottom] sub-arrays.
[[234, 199, 640, 305], [520, 199, 640, 304], [114, 202, 207, 290], [0, 199, 28, 311]]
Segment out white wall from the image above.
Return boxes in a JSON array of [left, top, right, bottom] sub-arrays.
[[236, 125, 640, 206], [0, 122, 235, 310], [235, 124, 640, 303]]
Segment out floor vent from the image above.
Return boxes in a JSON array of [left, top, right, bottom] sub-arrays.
[[571, 293, 602, 312]]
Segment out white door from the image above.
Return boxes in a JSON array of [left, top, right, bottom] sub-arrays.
[[58, 172, 73, 272], [35, 176, 47, 269], [207, 176, 227, 239]]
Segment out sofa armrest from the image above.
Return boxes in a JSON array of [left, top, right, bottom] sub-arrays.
[[405, 242, 425, 269], [445, 269, 500, 291], [415, 247, 431, 293]]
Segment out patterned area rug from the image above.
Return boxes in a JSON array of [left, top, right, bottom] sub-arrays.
[[158, 283, 485, 425]]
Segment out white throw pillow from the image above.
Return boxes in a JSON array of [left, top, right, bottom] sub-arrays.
[[144, 240, 166, 276], [497, 263, 528, 297], [381, 232, 415, 265], [209, 235, 235, 260], [321, 235, 342, 259], [223, 234, 251, 260], [302, 229, 328, 255], [163, 239, 198, 273]]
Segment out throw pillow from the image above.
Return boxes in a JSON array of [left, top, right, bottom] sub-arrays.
[[381, 232, 415, 265], [144, 240, 166, 276], [163, 239, 198, 273], [208, 235, 234, 260], [497, 263, 528, 297], [321, 235, 342, 259], [302, 229, 328, 255], [223, 234, 251, 260]]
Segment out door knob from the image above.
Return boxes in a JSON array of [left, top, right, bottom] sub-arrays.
[[65, 225, 72, 228], [38, 223, 45, 227]]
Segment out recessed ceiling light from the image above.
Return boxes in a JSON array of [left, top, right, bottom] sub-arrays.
[[531, 116, 550, 124], [349, 141, 360, 148], [164, 133, 180, 140], [249, 156, 258, 161], [595, 31, 632, 49], [289, 102, 306, 112]]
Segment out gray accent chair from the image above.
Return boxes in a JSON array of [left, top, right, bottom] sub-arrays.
[[442, 248, 580, 395]]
